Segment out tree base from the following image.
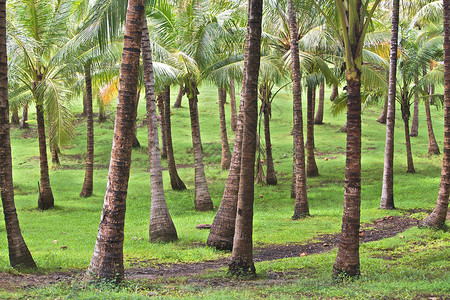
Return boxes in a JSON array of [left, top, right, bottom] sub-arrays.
[[332, 265, 360, 281], [228, 258, 256, 277], [292, 212, 310, 220], [206, 237, 233, 251]]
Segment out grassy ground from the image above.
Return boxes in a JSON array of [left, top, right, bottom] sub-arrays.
[[0, 83, 448, 299]]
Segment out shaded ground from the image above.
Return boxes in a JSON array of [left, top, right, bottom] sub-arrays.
[[0, 210, 436, 292]]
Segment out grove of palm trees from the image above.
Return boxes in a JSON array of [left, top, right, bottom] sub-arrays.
[[0, 0, 448, 298]]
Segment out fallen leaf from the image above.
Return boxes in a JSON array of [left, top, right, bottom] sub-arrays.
[[60, 246, 67, 250], [300, 252, 307, 257], [52, 240, 58, 244]]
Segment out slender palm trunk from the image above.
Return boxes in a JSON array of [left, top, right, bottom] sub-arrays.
[[36, 101, 54, 210], [403, 109, 415, 173], [173, 84, 184, 108], [11, 108, 19, 125], [425, 84, 440, 155], [289, 0, 308, 218], [86, 0, 144, 282], [142, 17, 177, 241], [314, 81, 324, 125], [330, 84, 338, 102], [380, 0, 400, 210], [19, 103, 29, 129], [219, 88, 231, 170], [230, 79, 237, 131], [80, 64, 94, 197], [157, 93, 167, 158], [306, 84, 318, 177], [132, 91, 141, 148], [0, 0, 36, 268], [410, 78, 419, 137], [263, 97, 277, 185], [186, 79, 213, 211], [98, 101, 106, 123], [421, 0, 450, 228], [163, 87, 186, 190], [228, 0, 262, 276], [377, 96, 388, 124]]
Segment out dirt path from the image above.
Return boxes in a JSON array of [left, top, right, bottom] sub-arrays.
[[0, 211, 427, 291]]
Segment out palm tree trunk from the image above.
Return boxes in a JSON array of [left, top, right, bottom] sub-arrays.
[[19, 103, 29, 129], [420, 0, 450, 228], [230, 78, 237, 131], [228, 0, 262, 276], [330, 84, 338, 102], [380, 0, 400, 210], [86, 0, 144, 283], [314, 81, 324, 125], [289, 0, 308, 218], [187, 79, 213, 211], [142, 17, 177, 242], [218, 88, 231, 170], [377, 96, 388, 123], [132, 91, 141, 148], [98, 101, 106, 123], [80, 64, 94, 197], [173, 84, 184, 108], [51, 144, 60, 165], [263, 98, 277, 185], [163, 87, 186, 190], [403, 111, 415, 173], [306, 84, 318, 177], [410, 77, 419, 137], [425, 84, 440, 155], [0, 0, 36, 268], [11, 108, 19, 125], [36, 101, 54, 210], [157, 93, 167, 158]]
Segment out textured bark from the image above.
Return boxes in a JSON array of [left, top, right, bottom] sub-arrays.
[[262, 94, 277, 185], [11, 108, 19, 125], [410, 80, 419, 137], [86, 0, 144, 283], [228, 0, 262, 276], [289, 0, 308, 218], [36, 102, 54, 210], [186, 79, 213, 211], [50, 144, 60, 165], [403, 112, 415, 173], [314, 81, 324, 125], [173, 84, 184, 108], [218, 88, 231, 170], [142, 18, 178, 242], [132, 91, 141, 148], [163, 87, 186, 190], [339, 122, 348, 132], [420, 0, 450, 228], [0, 1, 36, 268], [19, 103, 29, 129], [425, 84, 440, 155], [330, 84, 338, 102], [80, 65, 94, 197], [230, 78, 237, 131], [380, 0, 399, 210], [98, 103, 106, 123], [377, 96, 388, 124], [157, 93, 167, 158], [306, 84, 319, 177]]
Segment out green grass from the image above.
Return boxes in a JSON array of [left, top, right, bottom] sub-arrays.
[[0, 84, 448, 298]]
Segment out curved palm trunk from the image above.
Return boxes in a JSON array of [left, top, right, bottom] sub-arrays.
[[421, 0, 450, 228], [263, 97, 277, 185], [142, 18, 177, 242], [425, 84, 440, 155], [86, 0, 144, 283], [80, 64, 94, 197], [410, 82, 419, 137], [163, 87, 186, 190], [314, 81, 325, 124], [36, 101, 54, 210], [157, 94, 167, 158], [377, 96, 388, 123], [186, 79, 213, 211], [229, 0, 262, 276], [289, 0, 308, 218], [230, 79, 237, 131], [0, 1, 36, 268], [380, 0, 400, 210], [19, 104, 29, 129], [218, 88, 231, 170], [173, 84, 184, 108], [306, 84, 318, 177]]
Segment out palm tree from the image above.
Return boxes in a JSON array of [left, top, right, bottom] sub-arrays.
[[0, 0, 36, 269], [314, 81, 325, 124], [86, 0, 144, 282], [142, 16, 178, 242], [218, 87, 232, 170], [380, 0, 400, 210], [229, 0, 262, 276], [420, 0, 449, 229]]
